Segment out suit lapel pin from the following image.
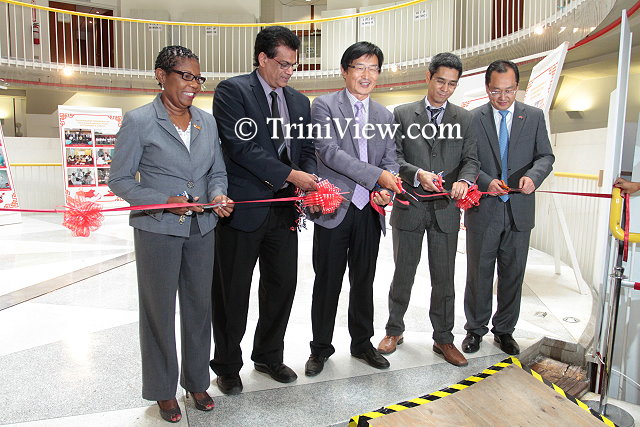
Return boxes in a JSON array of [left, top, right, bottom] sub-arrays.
[[518, 115, 524, 120], [193, 124, 201, 130]]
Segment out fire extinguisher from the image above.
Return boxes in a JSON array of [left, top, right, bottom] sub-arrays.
[[32, 22, 40, 45], [31, 0, 39, 45]]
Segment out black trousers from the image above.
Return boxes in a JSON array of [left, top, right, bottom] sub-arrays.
[[464, 200, 531, 336], [310, 204, 382, 357], [211, 205, 298, 376]]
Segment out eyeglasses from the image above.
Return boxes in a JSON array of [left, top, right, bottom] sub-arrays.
[[432, 77, 458, 89], [270, 58, 299, 70], [169, 69, 206, 84], [488, 89, 517, 97], [347, 64, 381, 74]]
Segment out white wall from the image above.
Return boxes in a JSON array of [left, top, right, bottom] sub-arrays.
[[319, 8, 357, 72], [551, 128, 608, 175], [4, 136, 65, 209], [119, 0, 260, 22], [24, 91, 216, 138], [327, 0, 394, 9]]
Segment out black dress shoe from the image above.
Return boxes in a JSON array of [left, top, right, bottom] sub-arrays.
[[494, 334, 520, 355], [216, 374, 243, 395], [351, 347, 390, 369], [254, 362, 298, 383], [462, 332, 482, 353], [305, 355, 328, 377]]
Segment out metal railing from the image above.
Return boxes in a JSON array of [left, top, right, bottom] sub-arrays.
[[530, 172, 605, 293], [0, 0, 615, 80], [10, 163, 64, 209], [591, 187, 640, 416]]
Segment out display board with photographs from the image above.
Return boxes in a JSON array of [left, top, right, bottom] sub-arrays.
[[0, 123, 22, 224], [58, 105, 126, 209]]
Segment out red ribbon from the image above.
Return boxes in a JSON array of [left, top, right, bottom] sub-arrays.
[[0, 180, 347, 237], [0, 181, 627, 238]]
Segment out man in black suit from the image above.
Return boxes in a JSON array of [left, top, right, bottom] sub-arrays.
[[462, 60, 554, 356], [211, 26, 318, 394]]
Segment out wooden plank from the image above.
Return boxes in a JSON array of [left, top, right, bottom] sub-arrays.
[[531, 357, 589, 398], [369, 365, 604, 427]]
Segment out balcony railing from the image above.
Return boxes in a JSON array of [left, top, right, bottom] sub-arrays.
[[0, 0, 615, 81]]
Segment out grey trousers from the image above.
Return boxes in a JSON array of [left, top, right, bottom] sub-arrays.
[[385, 204, 458, 344], [464, 201, 531, 337], [134, 219, 214, 401]]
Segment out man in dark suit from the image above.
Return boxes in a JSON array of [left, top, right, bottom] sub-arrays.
[[304, 42, 401, 377], [462, 60, 554, 355], [211, 26, 318, 394], [377, 53, 479, 367]]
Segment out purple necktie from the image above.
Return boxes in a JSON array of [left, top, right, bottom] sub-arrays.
[[351, 101, 369, 210]]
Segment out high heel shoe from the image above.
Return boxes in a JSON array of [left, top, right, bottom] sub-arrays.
[[157, 399, 182, 423], [187, 391, 215, 411]]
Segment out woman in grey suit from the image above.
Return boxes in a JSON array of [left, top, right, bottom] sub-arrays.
[[109, 46, 234, 423]]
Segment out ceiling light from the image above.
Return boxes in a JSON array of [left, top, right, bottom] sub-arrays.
[[390, 64, 398, 72], [559, 26, 566, 34], [62, 67, 74, 76], [567, 95, 592, 112], [573, 27, 579, 33], [534, 26, 544, 35]]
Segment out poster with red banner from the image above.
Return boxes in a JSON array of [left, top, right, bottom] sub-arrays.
[[58, 105, 127, 210], [0, 123, 22, 225]]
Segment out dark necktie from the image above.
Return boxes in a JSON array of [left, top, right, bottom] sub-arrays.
[[270, 91, 290, 165], [427, 106, 442, 124]]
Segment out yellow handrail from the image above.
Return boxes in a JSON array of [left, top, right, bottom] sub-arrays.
[[554, 172, 599, 180], [0, 0, 427, 27], [609, 187, 640, 243]]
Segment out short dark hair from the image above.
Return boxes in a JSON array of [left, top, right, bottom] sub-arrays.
[[340, 41, 384, 73], [485, 59, 520, 86], [253, 26, 300, 67], [154, 46, 199, 87], [428, 52, 462, 79]]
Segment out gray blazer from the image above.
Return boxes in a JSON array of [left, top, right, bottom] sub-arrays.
[[390, 100, 479, 234], [310, 89, 398, 232], [109, 94, 228, 237], [465, 101, 554, 232]]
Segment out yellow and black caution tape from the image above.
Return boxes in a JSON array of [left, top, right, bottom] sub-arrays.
[[511, 357, 616, 427], [348, 356, 616, 427]]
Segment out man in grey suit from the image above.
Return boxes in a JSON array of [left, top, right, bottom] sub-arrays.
[[462, 60, 554, 355], [304, 41, 401, 377], [377, 53, 479, 367]]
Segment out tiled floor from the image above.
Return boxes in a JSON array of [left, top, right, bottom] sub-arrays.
[[0, 213, 624, 426]]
